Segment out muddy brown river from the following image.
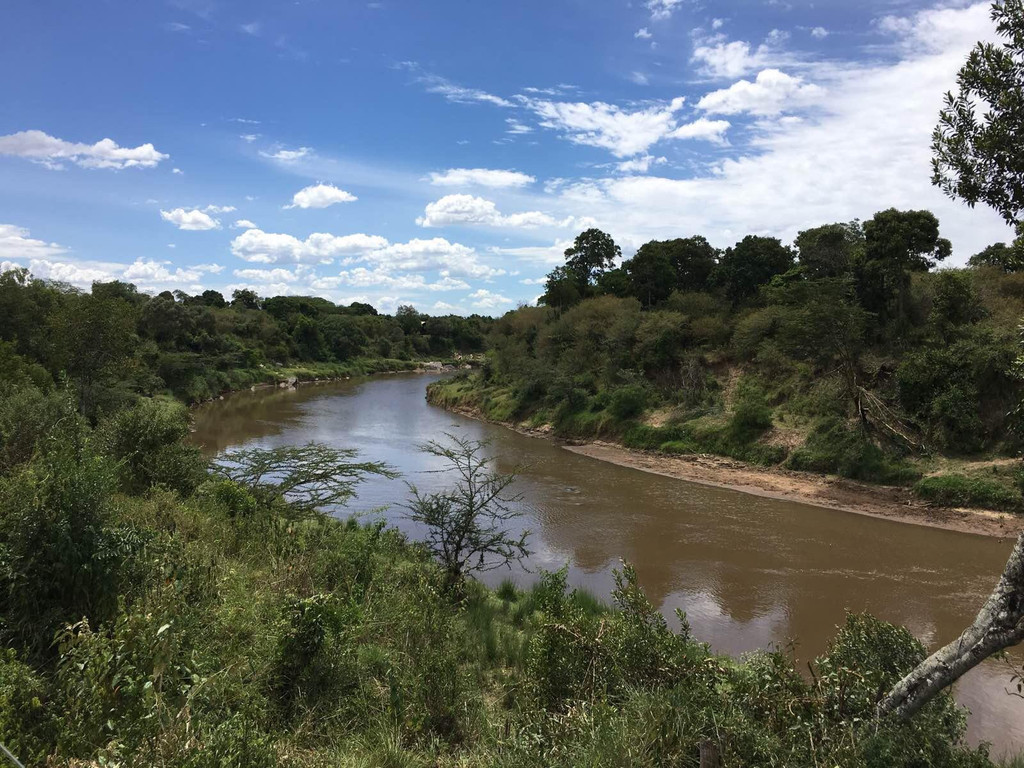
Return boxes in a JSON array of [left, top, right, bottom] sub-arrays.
[[192, 373, 1024, 755]]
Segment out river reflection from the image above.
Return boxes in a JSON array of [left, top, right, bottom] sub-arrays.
[[192, 373, 1024, 755]]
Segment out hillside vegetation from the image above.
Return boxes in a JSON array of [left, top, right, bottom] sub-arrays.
[[429, 213, 1024, 511]]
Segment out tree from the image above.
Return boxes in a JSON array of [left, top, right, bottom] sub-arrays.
[[859, 208, 951, 328], [563, 228, 621, 295], [209, 443, 393, 520], [231, 288, 263, 311], [539, 266, 582, 311], [932, 0, 1024, 228], [661, 236, 718, 292], [623, 242, 676, 308], [969, 241, 1024, 272], [794, 221, 863, 278], [403, 433, 529, 592], [714, 235, 795, 301], [879, 531, 1024, 721]]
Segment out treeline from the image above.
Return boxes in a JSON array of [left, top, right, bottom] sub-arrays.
[[434, 211, 1024, 501], [0, 269, 492, 415]]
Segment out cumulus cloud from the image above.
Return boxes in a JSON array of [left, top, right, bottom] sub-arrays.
[[616, 154, 668, 174], [231, 229, 389, 264], [362, 238, 506, 279], [285, 183, 358, 209], [160, 208, 222, 231], [314, 267, 470, 292], [696, 69, 824, 116], [668, 117, 731, 142], [527, 96, 697, 157], [647, 0, 685, 21], [635, 27, 652, 39], [468, 288, 514, 309], [0, 129, 168, 170], [203, 204, 236, 214], [122, 259, 221, 286], [260, 146, 312, 162], [811, 26, 829, 39], [541, 3, 1009, 263], [428, 168, 536, 188], [417, 194, 569, 229], [233, 219, 258, 229], [0, 223, 68, 260], [690, 29, 796, 80]]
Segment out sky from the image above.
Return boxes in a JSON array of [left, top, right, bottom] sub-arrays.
[[0, 0, 1014, 315]]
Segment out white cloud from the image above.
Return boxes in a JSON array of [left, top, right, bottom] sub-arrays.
[[240, 21, 260, 35], [505, 119, 534, 135], [0, 224, 68, 260], [542, 3, 1009, 263], [690, 29, 795, 80], [635, 27, 652, 39], [712, 18, 725, 30], [160, 208, 222, 231], [0, 129, 168, 170], [5, 258, 118, 286], [122, 259, 221, 286], [526, 96, 689, 157], [696, 69, 824, 116], [285, 183, 358, 209], [172, 167, 184, 175], [260, 146, 312, 162], [647, 0, 685, 21], [811, 26, 829, 39], [233, 219, 258, 229], [362, 237, 506, 279], [316, 267, 470, 292], [241, 134, 259, 142], [616, 154, 667, 174], [519, 276, 548, 285], [402, 65, 515, 107], [468, 288, 514, 309], [416, 194, 568, 229], [203, 204, 236, 214], [488, 239, 573, 267], [630, 71, 650, 86], [429, 168, 536, 188], [667, 117, 731, 142], [233, 267, 304, 283], [231, 229, 389, 264]]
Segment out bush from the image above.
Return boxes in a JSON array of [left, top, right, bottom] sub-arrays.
[[786, 417, 920, 484], [913, 473, 1021, 511], [608, 384, 648, 420], [98, 398, 205, 496]]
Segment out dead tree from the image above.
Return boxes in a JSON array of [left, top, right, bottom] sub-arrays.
[[877, 532, 1024, 721]]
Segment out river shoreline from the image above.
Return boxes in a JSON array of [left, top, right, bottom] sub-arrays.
[[436, 402, 1024, 540]]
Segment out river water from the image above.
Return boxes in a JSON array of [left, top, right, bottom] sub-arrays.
[[191, 373, 1024, 755]]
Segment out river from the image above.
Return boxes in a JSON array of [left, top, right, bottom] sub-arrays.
[[191, 373, 1024, 755]]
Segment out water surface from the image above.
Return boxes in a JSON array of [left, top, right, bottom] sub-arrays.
[[192, 373, 1024, 754]]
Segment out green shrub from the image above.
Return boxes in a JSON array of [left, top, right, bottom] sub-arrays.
[[913, 473, 1021, 510], [786, 417, 920, 484], [608, 384, 648, 420]]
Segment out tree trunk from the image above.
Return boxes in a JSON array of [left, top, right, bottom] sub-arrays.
[[877, 532, 1024, 721]]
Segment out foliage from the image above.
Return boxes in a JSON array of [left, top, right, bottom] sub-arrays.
[[932, 0, 1024, 227], [403, 433, 529, 590], [786, 417, 920, 484], [913, 473, 1022, 511]]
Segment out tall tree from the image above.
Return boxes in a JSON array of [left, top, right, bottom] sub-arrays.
[[932, 0, 1024, 229], [714, 235, 795, 301], [662, 236, 718, 292], [563, 228, 621, 295], [623, 243, 676, 308], [794, 221, 863, 278], [859, 208, 951, 328]]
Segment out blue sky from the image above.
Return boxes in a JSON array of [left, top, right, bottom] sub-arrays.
[[0, 0, 1013, 315]]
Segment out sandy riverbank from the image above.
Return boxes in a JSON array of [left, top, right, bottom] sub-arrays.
[[437, 402, 1024, 539]]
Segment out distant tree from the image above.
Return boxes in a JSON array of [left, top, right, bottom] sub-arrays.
[[932, 0, 1024, 229], [539, 266, 583, 311], [859, 208, 951, 327], [564, 228, 621, 294], [969, 241, 1024, 272], [403, 433, 530, 593], [231, 288, 263, 310], [660, 236, 718, 292], [714, 235, 795, 301], [198, 289, 227, 308], [91, 280, 144, 305], [344, 301, 378, 316], [795, 221, 863, 278], [396, 304, 423, 336], [595, 266, 631, 298], [623, 242, 676, 308]]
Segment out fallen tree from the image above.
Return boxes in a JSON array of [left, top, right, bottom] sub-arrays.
[[878, 532, 1024, 720]]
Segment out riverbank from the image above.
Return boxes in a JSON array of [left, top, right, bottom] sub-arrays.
[[433, 398, 1024, 539]]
